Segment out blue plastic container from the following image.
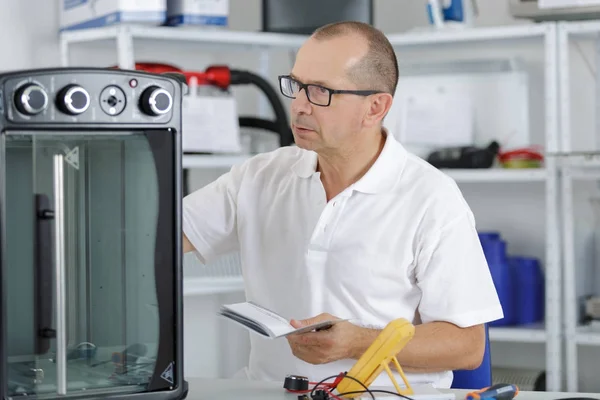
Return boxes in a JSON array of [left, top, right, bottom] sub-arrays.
[[478, 232, 501, 244], [509, 257, 544, 325], [478, 232, 514, 326]]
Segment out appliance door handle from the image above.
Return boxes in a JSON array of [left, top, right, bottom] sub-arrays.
[[34, 194, 56, 355], [53, 154, 67, 396]]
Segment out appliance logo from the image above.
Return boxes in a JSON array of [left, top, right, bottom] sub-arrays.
[[161, 362, 174, 385], [65, 147, 79, 170]]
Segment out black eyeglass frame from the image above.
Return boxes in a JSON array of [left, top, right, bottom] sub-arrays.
[[278, 75, 383, 107]]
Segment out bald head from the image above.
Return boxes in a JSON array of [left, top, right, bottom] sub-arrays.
[[311, 21, 399, 96]]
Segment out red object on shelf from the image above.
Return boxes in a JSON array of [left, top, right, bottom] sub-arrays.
[[498, 147, 544, 163], [113, 62, 232, 89]]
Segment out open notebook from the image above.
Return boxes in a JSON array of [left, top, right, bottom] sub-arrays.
[[218, 301, 348, 338]]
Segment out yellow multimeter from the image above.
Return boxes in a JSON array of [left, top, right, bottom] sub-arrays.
[[335, 318, 415, 398]]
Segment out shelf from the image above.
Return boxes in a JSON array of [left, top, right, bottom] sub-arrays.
[[181, 273, 548, 345], [575, 326, 600, 346], [560, 20, 600, 37], [557, 153, 600, 179], [489, 324, 547, 343], [60, 24, 307, 49], [558, 152, 600, 168], [387, 24, 550, 47], [182, 153, 249, 169], [59, 23, 552, 50], [183, 276, 244, 296], [182, 154, 548, 182], [182, 270, 550, 342], [442, 168, 547, 183]]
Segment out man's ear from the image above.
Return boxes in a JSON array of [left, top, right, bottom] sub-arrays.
[[364, 93, 394, 128]]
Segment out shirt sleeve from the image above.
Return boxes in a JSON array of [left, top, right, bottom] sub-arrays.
[[182, 164, 244, 264], [415, 211, 504, 328]]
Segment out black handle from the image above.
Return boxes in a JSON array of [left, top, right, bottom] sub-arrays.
[[34, 194, 55, 355]]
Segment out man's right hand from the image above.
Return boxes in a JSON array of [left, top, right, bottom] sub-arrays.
[[183, 234, 195, 253]]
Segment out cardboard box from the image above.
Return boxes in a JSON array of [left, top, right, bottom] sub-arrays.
[[60, 0, 167, 31], [166, 0, 228, 27]]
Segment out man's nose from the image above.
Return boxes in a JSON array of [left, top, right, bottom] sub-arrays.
[[291, 88, 312, 115]]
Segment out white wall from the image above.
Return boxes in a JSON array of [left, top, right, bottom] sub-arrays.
[[3, 0, 600, 393]]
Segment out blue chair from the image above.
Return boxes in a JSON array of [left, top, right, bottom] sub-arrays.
[[451, 324, 492, 389]]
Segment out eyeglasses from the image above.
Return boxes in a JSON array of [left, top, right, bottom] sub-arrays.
[[278, 75, 383, 107]]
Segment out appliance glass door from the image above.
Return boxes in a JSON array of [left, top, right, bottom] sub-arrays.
[[3, 130, 177, 398]]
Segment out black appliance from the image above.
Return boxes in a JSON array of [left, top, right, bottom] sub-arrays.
[[0, 68, 188, 399], [426, 141, 500, 169], [262, 0, 373, 34]]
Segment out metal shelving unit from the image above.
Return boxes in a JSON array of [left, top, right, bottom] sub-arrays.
[[558, 20, 600, 392], [558, 155, 600, 392], [59, 22, 562, 391], [393, 23, 560, 392]]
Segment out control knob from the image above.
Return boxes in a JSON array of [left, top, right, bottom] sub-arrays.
[[14, 83, 48, 116], [56, 84, 90, 115], [139, 86, 172, 116]]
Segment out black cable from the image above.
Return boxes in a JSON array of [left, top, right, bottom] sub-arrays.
[[309, 374, 343, 399], [336, 389, 415, 400], [331, 373, 375, 400], [230, 69, 294, 147], [304, 372, 417, 400], [238, 116, 287, 136]]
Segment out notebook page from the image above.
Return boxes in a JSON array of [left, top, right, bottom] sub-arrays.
[[223, 302, 294, 337]]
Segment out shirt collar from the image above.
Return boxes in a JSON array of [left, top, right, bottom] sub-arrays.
[[291, 149, 319, 178], [352, 130, 407, 194], [291, 129, 407, 194]]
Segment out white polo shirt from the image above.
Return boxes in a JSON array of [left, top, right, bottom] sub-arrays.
[[183, 131, 503, 388]]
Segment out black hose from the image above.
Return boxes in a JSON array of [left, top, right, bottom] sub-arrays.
[[230, 69, 294, 146], [182, 70, 293, 196], [238, 116, 282, 135]]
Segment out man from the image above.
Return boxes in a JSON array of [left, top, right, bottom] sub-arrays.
[[182, 21, 503, 388]]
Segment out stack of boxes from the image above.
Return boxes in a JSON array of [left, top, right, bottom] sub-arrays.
[[59, 0, 229, 31]]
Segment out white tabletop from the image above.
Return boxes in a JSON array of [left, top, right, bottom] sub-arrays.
[[184, 378, 600, 400]]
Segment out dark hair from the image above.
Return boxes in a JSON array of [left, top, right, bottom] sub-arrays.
[[312, 21, 399, 95]]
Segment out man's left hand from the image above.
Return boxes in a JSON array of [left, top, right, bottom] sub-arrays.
[[286, 313, 365, 365]]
